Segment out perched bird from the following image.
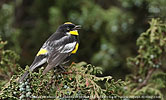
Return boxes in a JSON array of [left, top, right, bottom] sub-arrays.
[[18, 22, 81, 82]]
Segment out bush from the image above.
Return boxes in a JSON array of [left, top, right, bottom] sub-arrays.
[[0, 37, 20, 90], [0, 62, 124, 100], [125, 19, 166, 100]]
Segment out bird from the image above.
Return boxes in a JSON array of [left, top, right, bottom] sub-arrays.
[[18, 22, 81, 82]]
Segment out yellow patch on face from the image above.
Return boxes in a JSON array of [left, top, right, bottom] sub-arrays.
[[37, 49, 48, 56], [69, 30, 79, 35], [64, 22, 73, 24], [72, 43, 79, 54]]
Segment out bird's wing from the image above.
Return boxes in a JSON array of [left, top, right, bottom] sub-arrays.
[[42, 41, 77, 75], [42, 52, 69, 75]]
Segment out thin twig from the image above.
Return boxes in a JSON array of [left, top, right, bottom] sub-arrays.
[[136, 68, 156, 90]]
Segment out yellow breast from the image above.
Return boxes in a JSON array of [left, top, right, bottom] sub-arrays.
[[71, 43, 79, 54]]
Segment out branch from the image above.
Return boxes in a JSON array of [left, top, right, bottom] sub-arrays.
[[136, 68, 156, 90]]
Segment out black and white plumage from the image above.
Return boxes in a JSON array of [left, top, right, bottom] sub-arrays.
[[18, 22, 81, 82]]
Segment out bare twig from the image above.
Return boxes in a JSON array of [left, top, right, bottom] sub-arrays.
[[136, 68, 156, 90]]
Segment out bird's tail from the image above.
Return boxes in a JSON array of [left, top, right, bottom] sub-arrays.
[[18, 71, 29, 83]]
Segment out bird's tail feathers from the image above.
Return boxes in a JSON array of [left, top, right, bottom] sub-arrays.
[[18, 58, 47, 83]]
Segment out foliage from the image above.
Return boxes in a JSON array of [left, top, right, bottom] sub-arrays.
[[0, 37, 20, 90], [125, 19, 166, 100], [0, 62, 124, 100]]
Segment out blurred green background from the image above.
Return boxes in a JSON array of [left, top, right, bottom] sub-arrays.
[[0, 0, 166, 79]]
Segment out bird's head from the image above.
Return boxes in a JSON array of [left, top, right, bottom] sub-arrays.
[[58, 22, 81, 35]]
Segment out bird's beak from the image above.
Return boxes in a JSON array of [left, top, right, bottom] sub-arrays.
[[74, 25, 81, 30]]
